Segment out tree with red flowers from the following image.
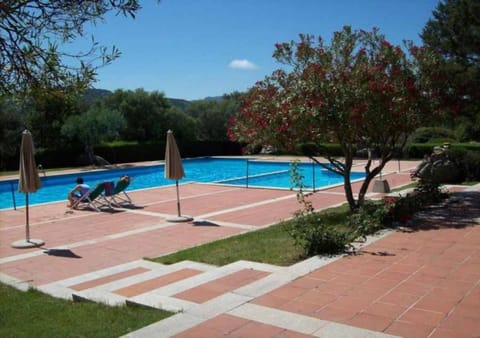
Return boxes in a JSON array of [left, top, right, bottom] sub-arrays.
[[228, 26, 445, 211]]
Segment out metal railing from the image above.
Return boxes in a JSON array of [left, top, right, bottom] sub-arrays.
[[242, 159, 322, 191], [10, 181, 17, 210]]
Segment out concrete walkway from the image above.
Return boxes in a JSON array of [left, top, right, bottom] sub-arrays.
[[1, 159, 479, 338]]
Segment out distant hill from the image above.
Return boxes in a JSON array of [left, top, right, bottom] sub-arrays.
[[82, 88, 223, 110], [204, 96, 223, 102], [168, 98, 191, 110], [82, 88, 113, 106]]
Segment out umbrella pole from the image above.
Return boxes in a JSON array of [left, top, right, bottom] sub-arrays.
[[175, 180, 181, 217], [26, 193, 30, 241]]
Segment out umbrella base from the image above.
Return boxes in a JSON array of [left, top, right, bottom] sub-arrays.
[[166, 215, 194, 223], [11, 238, 45, 249]]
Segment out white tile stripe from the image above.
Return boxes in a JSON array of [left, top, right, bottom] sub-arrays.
[[120, 230, 396, 337], [198, 193, 298, 218], [0, 211, 99, 231], [0, 221, 176, 265], [0, 191, 302, 265], [229, 303, 400, 338]]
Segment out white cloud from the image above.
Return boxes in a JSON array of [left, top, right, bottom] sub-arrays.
[[228, 59, 258, 70]]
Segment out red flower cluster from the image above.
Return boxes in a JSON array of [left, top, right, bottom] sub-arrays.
[[383, 196, 398, 212]]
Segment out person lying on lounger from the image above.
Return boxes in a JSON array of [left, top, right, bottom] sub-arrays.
[[67, 177, 90, 208]]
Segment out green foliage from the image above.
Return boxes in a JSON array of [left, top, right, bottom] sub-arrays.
[[95, 142, 163, 164], [0, 1, 144, 96], [164, 106, 197, 142], [26, 86, 84, 149], [289, 165, 352, 256], [229, 26, 446, 211], [168, 98, 191, 111], [348, 201, 390, 239], [286, 213, 352, 256], [61, 106, 125, 164], [454, 113, 480, 142], [96, 89, 197, 144], [409, 127, 457, 143], [445, 148, 480, 180], [187, 92, 242, 141], [99, 89, 172, 142], [81, 88, 113, 107], [0, 99, 22, 170], [421, 0, 480, 141]]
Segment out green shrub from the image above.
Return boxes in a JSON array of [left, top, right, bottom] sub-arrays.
[[348, 201, 390, 239], [409, 127, 457, 143], [390, 195, 419, 221], [288, 162, 352, 255], [405, 143, 439, 158], [446, 148, 480, 181], [405, 142, 480, 159], [463, 150, 480, 180], [286, 214, 352, 256]]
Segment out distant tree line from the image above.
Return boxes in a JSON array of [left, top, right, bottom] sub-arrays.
[[0, 87, 244, 169]]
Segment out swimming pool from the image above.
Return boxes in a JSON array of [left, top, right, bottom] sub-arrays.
[[0, 157, 365, 210]]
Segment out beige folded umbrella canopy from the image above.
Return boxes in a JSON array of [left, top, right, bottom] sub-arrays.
[[18, 130, 42, 193], [164, 130, 192, 222], [12, 130, 44, 248], [165, 130, 185, 181]]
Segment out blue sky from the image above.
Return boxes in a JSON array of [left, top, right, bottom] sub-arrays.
[[74, 0, 440, 100]]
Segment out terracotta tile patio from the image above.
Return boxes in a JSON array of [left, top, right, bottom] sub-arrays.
[[1, 158, 479, 338]]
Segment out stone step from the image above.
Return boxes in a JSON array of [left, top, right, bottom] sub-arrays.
[[38, 259, 283, 312]]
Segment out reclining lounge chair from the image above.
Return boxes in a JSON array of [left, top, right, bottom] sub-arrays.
[[72, 183, 109, 211], [105, 177, 133, 206]]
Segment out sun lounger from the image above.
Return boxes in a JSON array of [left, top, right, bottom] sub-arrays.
[[105, 178, 132, 206], [72, 183, 109, 211]]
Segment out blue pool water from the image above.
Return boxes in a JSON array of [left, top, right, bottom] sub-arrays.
[[0, 158, 364, 210]]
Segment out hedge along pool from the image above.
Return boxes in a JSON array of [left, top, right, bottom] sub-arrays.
[[0, 157, 365, 210]]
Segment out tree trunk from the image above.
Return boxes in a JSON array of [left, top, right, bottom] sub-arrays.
[[341, 153, 358, 211], [357, 156, 387, 207], [85, 144, 95, 165]]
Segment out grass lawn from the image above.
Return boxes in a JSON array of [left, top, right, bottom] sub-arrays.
[[153, 221, 304, 266], [0, 283, 173, 338], [153, 204, 352, 266]]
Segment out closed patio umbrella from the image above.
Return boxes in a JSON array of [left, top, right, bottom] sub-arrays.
[[12, 130, 45, 248], [164, 130, 193, 222]]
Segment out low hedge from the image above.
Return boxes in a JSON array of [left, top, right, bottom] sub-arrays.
[[3, 140, 479, 171], [299, 142, 480, 160], [41, 141, 243, 168], [95, 141, 244, 164], [405, 143, 480, 159]]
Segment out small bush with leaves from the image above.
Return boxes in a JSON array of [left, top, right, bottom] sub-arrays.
[[286, 214, 352, 256], [390, 195, 417, 222], [447, 148, 480, 181], [414, 175, 446, 205], [348, 201, 391, 240], [409, 127, 457, 143]]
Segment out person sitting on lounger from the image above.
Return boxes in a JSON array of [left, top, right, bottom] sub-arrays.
[[119, 175, 131, 183], [67, 177, 90, 208]]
